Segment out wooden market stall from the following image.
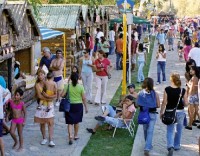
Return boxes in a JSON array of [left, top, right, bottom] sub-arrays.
[[37, 4, 86, 75], [0, 0, 40, 106]]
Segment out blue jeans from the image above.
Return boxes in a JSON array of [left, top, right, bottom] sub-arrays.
[[137, 61, 145, 82], [157, 61, 166, 83], [105, 105, 116, 117], [143, 113, 157, 151], [167, 111, 185, 150], [109, 41, 115, 55], [116, 53, 122, 70]]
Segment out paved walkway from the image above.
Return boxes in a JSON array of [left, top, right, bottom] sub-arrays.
[[132, 39, 199, 156], [3, 55, 123, 156]]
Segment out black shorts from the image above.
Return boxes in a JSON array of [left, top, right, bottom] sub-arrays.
[[0, 119, 3, 137]]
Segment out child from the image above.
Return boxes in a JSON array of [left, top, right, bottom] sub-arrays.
[[40, 72, 57, 112], [7, 88, 26, 152]]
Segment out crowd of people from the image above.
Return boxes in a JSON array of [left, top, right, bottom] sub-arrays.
[[0, 18, 200, 156]]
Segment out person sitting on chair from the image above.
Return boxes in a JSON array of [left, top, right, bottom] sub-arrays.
[[86, 95, 136, 134]]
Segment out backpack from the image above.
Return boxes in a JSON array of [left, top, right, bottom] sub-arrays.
[[138, 107, 150, 124]]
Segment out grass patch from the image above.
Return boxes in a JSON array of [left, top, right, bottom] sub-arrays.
[[81, 37, 155, 156]]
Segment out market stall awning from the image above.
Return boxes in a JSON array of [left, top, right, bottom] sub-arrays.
[[39, 26, 64, 40], [110, 16, 150, 24]]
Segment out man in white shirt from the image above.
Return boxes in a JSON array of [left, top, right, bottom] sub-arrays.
[[108, 27, 115, 55], [188, 42, 200, 72], [0, 85, 6, 156], [96, 28, 104, 40]]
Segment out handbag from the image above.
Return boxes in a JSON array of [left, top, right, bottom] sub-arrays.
[[59, 84, 70, 112], [162, 88, 183, 125], [138, 107, 150, 124]]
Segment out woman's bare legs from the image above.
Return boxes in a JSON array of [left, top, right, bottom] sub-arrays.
[[74, 124, 79, 138], [48, 123, 54, 141], [40, 124, 46, 139], [68, 124, 73, 140]]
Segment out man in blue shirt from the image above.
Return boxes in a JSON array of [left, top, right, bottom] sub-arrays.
[[39, 47, 56, 70]]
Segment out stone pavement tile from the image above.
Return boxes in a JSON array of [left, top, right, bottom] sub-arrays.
[[3, 54, 122, 156], [132, 39, 199, 156]]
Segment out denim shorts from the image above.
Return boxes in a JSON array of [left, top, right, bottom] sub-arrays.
[[188, 94, 199, 105]]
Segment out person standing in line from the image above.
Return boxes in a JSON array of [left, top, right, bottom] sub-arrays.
[[137, 78, 160, 156], [62, 73, 88, 145], [108, 27, 115, 55], [115, 34, 123, 70], [34, 69, 56, 147], [49, 49, 65, 107], [185, 66, 200, 130], [160, 73, 188, 156], [100, 36, 110, 58], [79, 50, 94, 104], [94, 50, 112, 105], [39, 47, 56, 71], [156, 44, 167, 85], [136, 43, 146, 83], [85, 33, 94, 57]]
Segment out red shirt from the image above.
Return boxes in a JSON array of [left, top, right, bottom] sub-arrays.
[[95, 58, 110, 76]]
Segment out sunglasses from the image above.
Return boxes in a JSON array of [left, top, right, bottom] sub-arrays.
[[83, 52, 87, 54]]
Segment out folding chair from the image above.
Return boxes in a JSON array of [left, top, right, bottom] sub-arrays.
[[112, 110, 136, 138]]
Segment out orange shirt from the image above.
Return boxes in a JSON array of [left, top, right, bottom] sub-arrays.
[[116, 38, 123, 53]]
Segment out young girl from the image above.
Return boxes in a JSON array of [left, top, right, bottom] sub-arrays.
[[7, 88, 26, 151]]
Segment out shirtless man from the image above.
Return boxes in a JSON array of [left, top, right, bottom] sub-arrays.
[[49, 49, 65, 106], [167, 28, 175, 51]]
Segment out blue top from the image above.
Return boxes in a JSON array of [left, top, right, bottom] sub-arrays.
[[81, 59, 93, 73], [0, 76, 6, 89], [39, 54, 56, 69], [157, 33, 166, 44], [137, 89, 157, 108]]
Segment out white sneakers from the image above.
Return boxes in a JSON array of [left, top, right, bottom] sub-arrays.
[[41, 139, 48, 145], [49, 141, 55, 147], [41, 139, 55, 147]]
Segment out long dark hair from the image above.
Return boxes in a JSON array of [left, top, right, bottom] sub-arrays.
[[138, 43, 144, 52], [185, 59, 196, 72], [190, 66, 200, 79], [71, 73, 79, 87], [142, 77, 154, 91], [158, 44, 165, 52]]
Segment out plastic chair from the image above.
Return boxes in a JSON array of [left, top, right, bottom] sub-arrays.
[[112, 110, 136, 138]]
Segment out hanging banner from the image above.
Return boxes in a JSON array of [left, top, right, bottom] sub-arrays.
[[117, 0, 134, 13]]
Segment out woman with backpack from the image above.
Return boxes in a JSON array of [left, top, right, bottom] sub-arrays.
[[160, 73, 188, 156], [137, 77, 160, 156]]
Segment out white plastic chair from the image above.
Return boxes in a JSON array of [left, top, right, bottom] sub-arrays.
[[112, 110, 136, 138]]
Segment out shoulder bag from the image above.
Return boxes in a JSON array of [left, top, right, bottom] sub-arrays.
[[59, 84, 71, 112], [162, 88, 183, 125]]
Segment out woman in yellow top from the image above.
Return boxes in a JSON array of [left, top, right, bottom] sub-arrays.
[[62, 73, 88, 145], [34, 69, 56, 147]]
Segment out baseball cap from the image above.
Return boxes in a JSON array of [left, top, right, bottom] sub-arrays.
[[127, 83, 135, 89]]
